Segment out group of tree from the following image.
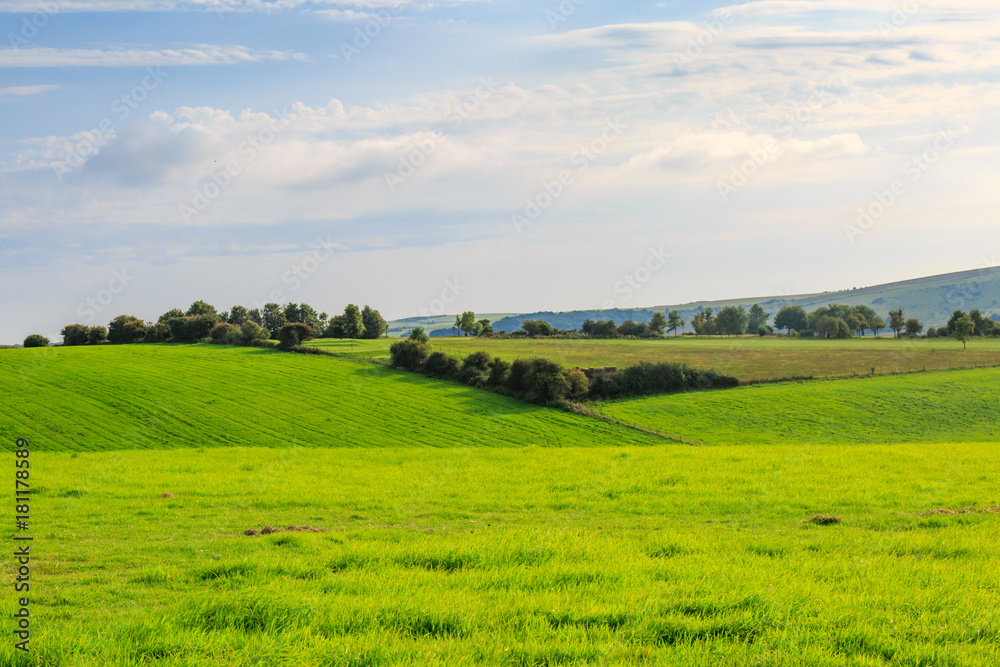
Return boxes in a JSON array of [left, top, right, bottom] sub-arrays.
[[689, 304, 771, 336], [773, 304, 889, 339], [926, 309, 998, 348], [50, 300, 389, 348], [453, 311, 495, 337]]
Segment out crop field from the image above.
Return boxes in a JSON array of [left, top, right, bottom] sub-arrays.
[[2, 343, 999, 666], [596, 368, 1000, 446], [2, 443, 999, 666], [307, 336, 1000, 383]]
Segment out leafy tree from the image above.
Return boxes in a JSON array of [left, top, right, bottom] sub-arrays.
[[167, 315, 216, 343], [60, 323, 90, 346], [23, 334, 49, 348], [158, 308, 183, 323], [748, 304, 769, 332], [143, 321, 171, 343], [954, 314, 974, 349], [477, 319, 494, 336], [247, 309, 263, 326], [774, 305, 807, 334], [240, 320, 267, 343], [361, 306, 388, 339], [277, 322, 317, 349], [284, 303, 321, 331], [580, 319, 595, 335], [816, 315, 851, 339], [970, 309, 984, 336], [926, 327, 938, 338], [87, 326, 108, 345], [261, 303, 287, 339], [340, 304, 366, 339], [716, 306, 749, 336], [186, 300, 217, 317], [591, 320, 617, 338], [888, 308, 905, 338], [210, 322, 241, 344], [227, 305, 249, 326], [389, 340, 430, 370], [870, 316, 886, 337], [455, 311, 480, 337], [108, 315, 146, 344], [904, 318, 923, 338], [618, 320, 651, 337], [667, 310, 684, 336], [408, 327, 429, 343], [649, 312, 667, 335], [846, 313, 866, 337], [756, 324, 771, 337], [703, 308, 715, 335], [522, 320, 555, 337]]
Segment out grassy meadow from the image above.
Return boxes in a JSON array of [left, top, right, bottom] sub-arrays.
[[2, 342, 999, 665], [3, 444, 999, 666], [307, 336, 1000, 383]]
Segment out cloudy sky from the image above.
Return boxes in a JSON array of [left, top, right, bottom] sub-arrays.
[[2, 0, 999, 343]]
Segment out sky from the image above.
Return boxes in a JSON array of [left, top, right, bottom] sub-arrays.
[[1, 0, 999, 343]]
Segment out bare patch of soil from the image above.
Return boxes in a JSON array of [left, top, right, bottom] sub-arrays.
[[243, 525, 329, 536]]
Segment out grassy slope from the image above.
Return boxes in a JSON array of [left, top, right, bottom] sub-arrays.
[[597, 367, 1000, 446], [308, 336, 1000, 383], [0, 344, 662, 452], [3, 444, 998, 666]]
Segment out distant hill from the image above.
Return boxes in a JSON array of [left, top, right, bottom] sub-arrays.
[[389, 266, 1000, 336]]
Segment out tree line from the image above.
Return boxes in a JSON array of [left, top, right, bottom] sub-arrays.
[[41, 300, 390, 348]]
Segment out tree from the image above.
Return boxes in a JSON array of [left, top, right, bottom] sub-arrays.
[[277, 322, 317, 349], [408, 327, 429, 343], [227, 305, 249, 326], [522, 319, 554, 337], [361, 306, 388, 339], [60, 323, 90, 346], [649, 312, 667, 335], [455, 311, 479, 337], [167, 315, 217, 343], [870, 316, 886, 337], [108, 315, 146, 344], [904, 318, 923, 338], [945, 309, 967, 334], [846, 313, 867, 337], [954, 314, 974, 349], [284, 303, 321, 331], [618, 320, 650, 337], [970, 309, 984, 336], [716, 306, 749, 336], [261, 303, 287, 339], [888, 308, 905, 338], [240, 321, 269, 345], [186, 300, 217, 317], [748, 304, 769, 332], [816, 315, 851, 339], [247, 309, 263, 326], [667, 310, 684, 336], [23, 334, 49, 348], [158, 308, 183, 323], [341, 304, 366, 339], [703, 308, 715, 335], [87, 326, 108, 344], [477, 319, 494, 336], [774, 305, 807, 334], [581, 319, 595, 335]]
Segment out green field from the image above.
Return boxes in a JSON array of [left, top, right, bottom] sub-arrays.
[[0, 345, 657, 451], [596, 367, 1000, 445], [2, 343, 999, 665], [308, 335, 1000, 383]]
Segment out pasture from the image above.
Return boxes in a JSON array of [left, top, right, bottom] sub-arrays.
[[307, 336, 1000, 383]]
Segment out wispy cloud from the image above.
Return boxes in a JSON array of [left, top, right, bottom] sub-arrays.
[[0, 46, 308, 68], [0, 84, 59, 96], [0, 0, 461, 12]]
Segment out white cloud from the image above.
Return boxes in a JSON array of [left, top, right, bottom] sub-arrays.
[[0, 46, 307, 67], [0, 84, 59, 96]]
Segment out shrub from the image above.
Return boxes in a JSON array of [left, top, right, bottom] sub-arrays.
[[210, 322, 241, 344], [389, 340, 430, 371], [87, 326, 108, 345], [167, 314, 219, 343], [108, 315, 147, 344], [277, 323, 317, 349], [564, 369, 590, 399], [424, 351, 459, 379], [486, 357, 510, 388], [23, 334, 49, 348], [240, 321, 269, 345], [458, 351, 491, 386], [143, 321, 171, 343], [60, 323, 90, 346], [408, 327, 430, 343]]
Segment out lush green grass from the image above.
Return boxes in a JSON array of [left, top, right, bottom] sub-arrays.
[[308, 336, 1000, 383], [3, 444, 998, 666], [0, 344, 661, 451], [597, 367, 1000, 446]]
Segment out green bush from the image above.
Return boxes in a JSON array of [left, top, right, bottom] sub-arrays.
[[277, 323, 317, 350], [23, 334, 49, 348], [424, 351, 460, 379], [61, 323, 90, 346], [87, 326, 108, 345], [389, 340, 430, 371]]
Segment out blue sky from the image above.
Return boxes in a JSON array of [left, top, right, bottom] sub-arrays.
[[2, 0, 999, 343]]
